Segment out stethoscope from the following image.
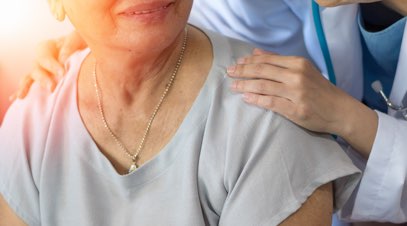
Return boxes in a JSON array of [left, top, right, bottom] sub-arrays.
[[312, 1, 407, 120], [371, 80, 407, 120]]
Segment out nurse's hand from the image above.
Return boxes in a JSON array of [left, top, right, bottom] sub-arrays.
[[10, 30, 86, 100], [228, 48, 346, 134], [228, 49, 377, 157]]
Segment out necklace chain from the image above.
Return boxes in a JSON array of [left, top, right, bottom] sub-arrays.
[[93, 28, 188, 173]]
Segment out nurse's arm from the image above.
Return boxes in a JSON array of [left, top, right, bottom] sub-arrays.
[[228, 49, 377, 158], [0, 194, 28, 226]]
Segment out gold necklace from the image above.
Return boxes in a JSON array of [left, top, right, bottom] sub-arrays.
[[93, 28, 188, 173]]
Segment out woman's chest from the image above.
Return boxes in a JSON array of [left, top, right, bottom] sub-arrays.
[[38, 121, 228, 226]]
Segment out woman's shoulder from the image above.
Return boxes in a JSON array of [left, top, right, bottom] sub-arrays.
[[6, 49, 87, 117], [197, 27, 264, 114], [202, 27, 255, 62], [0, 49, 87, 157], [197, 43, 361, 222], [203, 104, 361, 224], [0, 50, 88, 212]]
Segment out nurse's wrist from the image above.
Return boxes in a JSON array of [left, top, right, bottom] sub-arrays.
[[326, 90, 358, 138], [338, 97, 378, 159]]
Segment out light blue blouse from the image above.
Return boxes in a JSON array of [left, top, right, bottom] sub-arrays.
[[0, 29, 360, 226], [359, 14, 406, 112]]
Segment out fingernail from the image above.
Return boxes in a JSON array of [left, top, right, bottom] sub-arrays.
[[243, 93, 252, 102], [227, 66, 236, 75], [237, 58, 245, 64]]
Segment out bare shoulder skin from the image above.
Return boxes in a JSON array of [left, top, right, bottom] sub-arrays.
[[280, 183, 333, 226]]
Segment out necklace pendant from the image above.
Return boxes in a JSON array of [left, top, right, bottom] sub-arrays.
[[129, 163, 138, 173]]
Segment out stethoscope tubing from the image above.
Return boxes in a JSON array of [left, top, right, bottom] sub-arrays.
[[312, 1, 337, 86]]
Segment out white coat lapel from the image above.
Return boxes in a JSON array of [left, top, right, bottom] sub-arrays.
[[389, 23, 407, 116], [318, 4, 363, 100]]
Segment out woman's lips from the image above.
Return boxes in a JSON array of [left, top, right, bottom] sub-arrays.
[[119, 2, 174, 16]]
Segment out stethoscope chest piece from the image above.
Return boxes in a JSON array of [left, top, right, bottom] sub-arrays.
[[372, 80, 407, 120]]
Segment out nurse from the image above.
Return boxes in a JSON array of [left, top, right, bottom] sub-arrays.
[[10, 0, 407, 224], [227, 0, 407, 223]]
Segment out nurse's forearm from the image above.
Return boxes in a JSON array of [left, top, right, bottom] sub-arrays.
[[335, 94, 378, 159]]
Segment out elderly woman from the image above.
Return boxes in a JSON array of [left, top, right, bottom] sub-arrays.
[[0, 0, 360, 225]]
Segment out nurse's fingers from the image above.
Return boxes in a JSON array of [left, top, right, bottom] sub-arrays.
[[32, 65, 57, 92], [12, 41, 61, 101], [13, 66, 56, 100], [231, 78, 293, 99], [36, 40, 65, 80], [242, 48, 315, 71], [227, 50, 315, 84], [58, 31, 87, 63], [10, 75, 34, 100], [242, 93, 296, 118], [227, 62, 292, 83]]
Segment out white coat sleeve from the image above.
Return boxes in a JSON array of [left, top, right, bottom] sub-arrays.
[[340, 111, 407, 223]]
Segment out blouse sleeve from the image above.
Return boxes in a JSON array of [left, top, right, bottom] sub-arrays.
[[0, 85, 53, 226], [219, 113, 361, 226]]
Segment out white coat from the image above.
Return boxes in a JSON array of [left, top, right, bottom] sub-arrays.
[[311, 4, 407, 223], [189, 0, 407, 223]]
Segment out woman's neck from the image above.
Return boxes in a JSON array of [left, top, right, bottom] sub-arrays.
[[88, 29, 187, 106]]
